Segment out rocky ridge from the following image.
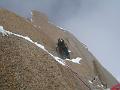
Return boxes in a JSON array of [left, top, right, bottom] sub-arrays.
[[0, 8, 119, 90]]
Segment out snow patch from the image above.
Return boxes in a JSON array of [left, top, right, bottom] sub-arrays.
[[68, 50, 71, 53], [52, 56, 65, 65], [88, 80, 93, 84], [34, 42, 45, 51], [97, 85, 101, 87], [66, 57, 82, 64], [101, 84, 104, 87], [48, 21, 66, 31], [0, 26, 65, 65], [23, 36, 33, 42], [30, 11, 33, 22], [0, 26, 82, 66], [0, 26, 12, 36], [57, 26, 64, 30]]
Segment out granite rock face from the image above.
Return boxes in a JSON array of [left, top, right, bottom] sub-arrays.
[[0, 9, 119, 90]]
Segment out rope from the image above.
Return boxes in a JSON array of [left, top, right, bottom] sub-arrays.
[[65, 65, 91, 90]]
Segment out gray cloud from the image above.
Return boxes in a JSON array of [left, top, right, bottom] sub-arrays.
[[0, 0, 81, 21], [0, 0, 55, 17]]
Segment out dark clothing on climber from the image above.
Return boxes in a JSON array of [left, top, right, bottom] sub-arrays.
[[56, 38, 70, 59]]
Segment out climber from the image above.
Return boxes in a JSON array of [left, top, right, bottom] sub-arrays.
[[56, 38, 70, 59]]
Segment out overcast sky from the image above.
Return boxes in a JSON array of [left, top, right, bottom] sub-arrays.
[[0, 0, 120, 82]]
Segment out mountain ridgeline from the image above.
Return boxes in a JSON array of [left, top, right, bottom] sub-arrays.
[[0, 9, 119, 90]]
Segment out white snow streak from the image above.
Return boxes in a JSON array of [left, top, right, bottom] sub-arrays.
[[68, 50, 71, 53], [97, 85, 101, 87], [0, 26, 12, 36], [0, 26, 81, 65], [0, 26, 65, 65], [30, 11, 33, 22], [34, 42, 46, 50], [88, 80, 93, 84], [66, 57, 81, 64], [48, 21, 66, 31]]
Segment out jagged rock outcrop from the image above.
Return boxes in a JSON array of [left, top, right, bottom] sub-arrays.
[[0, 8, 119, 90]]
